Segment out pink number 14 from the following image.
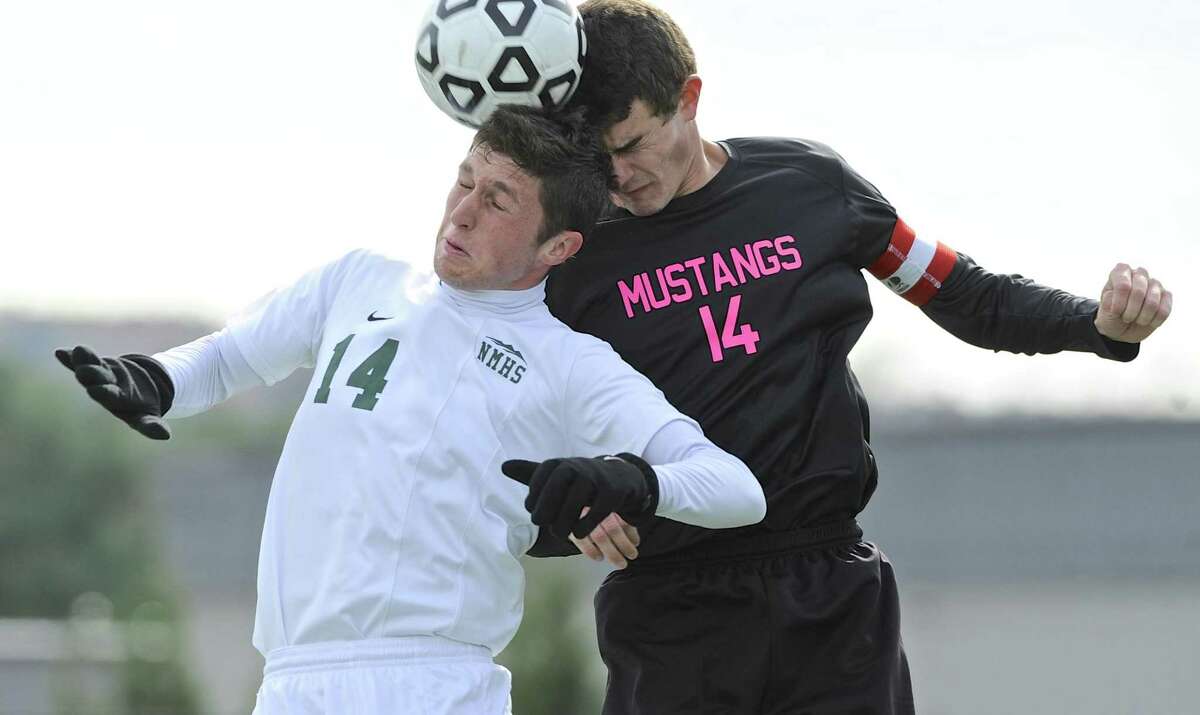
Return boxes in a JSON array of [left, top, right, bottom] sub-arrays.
[[698, 295, 760, 363]]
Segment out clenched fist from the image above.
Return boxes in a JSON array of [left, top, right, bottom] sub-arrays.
[[1094, 263, 1172, 343]]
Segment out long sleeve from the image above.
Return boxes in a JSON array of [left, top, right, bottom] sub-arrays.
[[153, 250, 373, 417], [829, 143, 1138, 362], [527, 338, 767, 558], [226, 249, 370, 385], [644, 420, 765, 529], [524, 420, 765, 558], [862, 215, 1138, 362], [921, 253, 1139, 361], [153, 329, 266, 418]]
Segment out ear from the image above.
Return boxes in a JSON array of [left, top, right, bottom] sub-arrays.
[[678, 75, 703, 122], [539, 230, 584, 268]]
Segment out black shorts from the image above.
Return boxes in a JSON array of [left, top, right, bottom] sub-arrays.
[[594, 523, 914, 715]]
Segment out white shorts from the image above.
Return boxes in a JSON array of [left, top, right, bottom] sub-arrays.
[[252, 636, 513, 715]]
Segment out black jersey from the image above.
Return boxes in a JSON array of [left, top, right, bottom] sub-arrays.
[[542, 137, 1137, 560]]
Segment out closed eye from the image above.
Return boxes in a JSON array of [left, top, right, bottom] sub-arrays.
[[611, 132, 651, 156], [612, 140, 642, 156]]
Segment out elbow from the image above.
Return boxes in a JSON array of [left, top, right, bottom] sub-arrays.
[[716, 467, 766, 528], [739, 480, 768, 526], [655, 453, 767, 529]]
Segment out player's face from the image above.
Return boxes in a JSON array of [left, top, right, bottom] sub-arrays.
[[434, 146, 552, 291], [603, 99, 696, 216]]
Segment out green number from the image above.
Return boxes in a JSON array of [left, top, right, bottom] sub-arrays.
[[314, 334, 355, 404], [313, 335, 400, 410], [346, 338, 399, 411]]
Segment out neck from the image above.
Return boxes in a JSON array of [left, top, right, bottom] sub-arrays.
[[506, 269, 550, 291], [676, 128, 728, 198]]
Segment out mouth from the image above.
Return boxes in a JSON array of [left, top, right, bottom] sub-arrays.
[[621, 182, 652, 198], [442, 237, 469, 257]]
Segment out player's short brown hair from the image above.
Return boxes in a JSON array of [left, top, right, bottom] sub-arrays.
[[472, 105, 614, 244], [570, 0, 697, 129]]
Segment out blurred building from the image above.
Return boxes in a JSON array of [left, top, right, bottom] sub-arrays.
[[0, 619, 124, 714]]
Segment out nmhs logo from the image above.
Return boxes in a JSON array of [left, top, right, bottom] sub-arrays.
[[477, 337, 526, 384]]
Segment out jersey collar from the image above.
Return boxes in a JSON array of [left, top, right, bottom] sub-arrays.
[[439, 279, 548, 317]]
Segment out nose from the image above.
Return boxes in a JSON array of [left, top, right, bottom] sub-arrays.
[[611, 155, 636, 191], [448, 190, 476, 231]]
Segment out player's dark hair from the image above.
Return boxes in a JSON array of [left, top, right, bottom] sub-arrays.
[[472, 105, 614, 244], [570, 0, 697, 129]]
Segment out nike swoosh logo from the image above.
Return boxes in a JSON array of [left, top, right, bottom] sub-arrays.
[[367, 311, 392, 322]]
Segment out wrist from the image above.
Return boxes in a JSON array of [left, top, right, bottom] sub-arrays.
[[124, 354, 176, 415], [613, 452, 659, 525], [1086, 308, 1141, 362]]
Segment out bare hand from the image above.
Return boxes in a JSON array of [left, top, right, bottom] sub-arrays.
[[1094, 263, 1172, 343], [570, 510, 640, 569]]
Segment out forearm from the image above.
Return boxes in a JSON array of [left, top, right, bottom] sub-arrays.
[[643, 420, 766, 528], [922, 254, 1138, 361], [153, 328, 266, 418], [523, 421, 766, 558]]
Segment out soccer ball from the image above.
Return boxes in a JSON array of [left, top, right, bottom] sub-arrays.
[[414, 0, 586, 128]]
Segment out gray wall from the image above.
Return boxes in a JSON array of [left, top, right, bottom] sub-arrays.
[[863, 418, 1199, 581], [862, 417, 1199, 714]]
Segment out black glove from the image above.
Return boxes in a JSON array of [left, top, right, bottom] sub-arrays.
[[501, 453, 659, 539], [55, 345, 175, 440]]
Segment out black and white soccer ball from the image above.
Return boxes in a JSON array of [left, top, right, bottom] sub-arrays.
[[414, 0, 586, 128]]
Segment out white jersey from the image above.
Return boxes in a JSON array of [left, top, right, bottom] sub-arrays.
[[210, 250, 725, 656]]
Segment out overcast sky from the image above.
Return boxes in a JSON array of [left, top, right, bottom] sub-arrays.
[[1, 0, 1196, 418]]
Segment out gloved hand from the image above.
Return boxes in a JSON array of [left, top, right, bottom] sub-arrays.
[[502, 453, 659, 539], [55, 345, 175, 440]]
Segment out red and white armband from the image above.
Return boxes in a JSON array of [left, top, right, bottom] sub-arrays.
[[867, 218, 957, 306]]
